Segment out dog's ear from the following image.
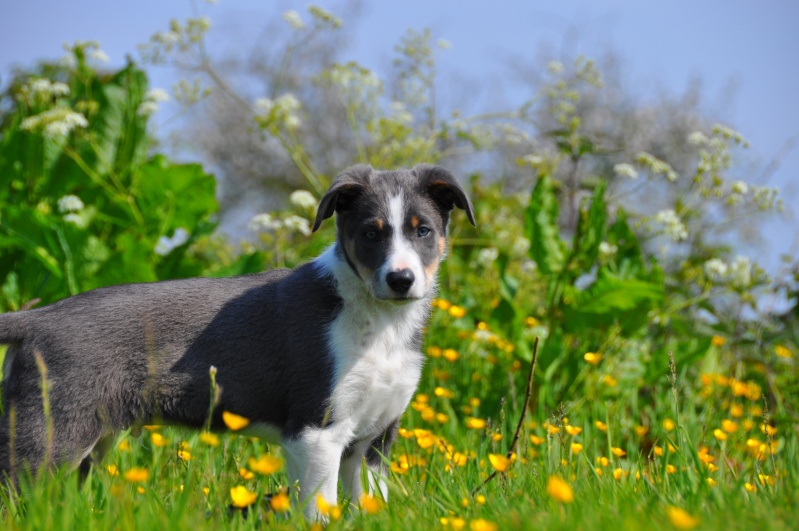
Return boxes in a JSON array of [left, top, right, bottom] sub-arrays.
[[312, 164, 372, 232], [414, 164, 476, 226]]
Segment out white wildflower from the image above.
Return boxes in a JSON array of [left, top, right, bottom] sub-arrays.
[[290, 190, 317, 211], [636, 152, 678, 182], [547, 61, 564, 75], [249, 213, 282, 232], [145, 88, 170, 103], [88, 49, 110, 63], [687, 131, 708, 145], [729, 255, 752, 289], [390, 101, 413, 124], [136, 101, 159, 116], [308, 6, 342, 28], [283, 215, 311, 236], [598, 241, 618, 261], [752, 185, 780, 211], [613, 163, 638, 179], [62, 213, 85, 227], [154, 228, 189, 256], [254, 97, 273, 115], [522, 154, 544, 166], [712, 124, 748, 146], [731, 181, 749, 195], [654, 209, 688, 241], [21, 108, 88, 138], [57, 195, 84, 213], [436, 39, 452, 50], [477, 247, 499, 267], [704, 258, 728, 282], [512, 237, 530, 255], [282, 10, 306, 29]]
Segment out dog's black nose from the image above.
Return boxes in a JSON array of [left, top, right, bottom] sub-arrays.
[[386, 268, 415, 294]]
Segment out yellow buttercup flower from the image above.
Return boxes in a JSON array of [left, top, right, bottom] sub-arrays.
[[466, 417, 486, 430], [106, 464, 119, 476], [666, 506, 699, 529], [775, 345, 791, 358], [666, 464, 677, 474], [603, 374, 618, 387], [663, 418, 676, 431], [223, 411, 250, 431], [434, 386, 455, 399], [595, 420, 608, 431], [613, 468, 623, 480], [584, 352, 603, 365], [653, 446, 664, 457], [711, 335, 726, 347], [469, 519, 498, 531], [443, 349, 460, 362], [712, 429, 727, 441], [248, 454, 284, 475], [634, 425, 649, 437], [546, 475, 574, 503], [230, 485, 257, 508], [488, 454, 511, 472], [359, 494, 385, 514], [530, 435, 545, 445], [565, 425, 582, 436], [721, 419, 738, 433], [611, 447, 626, 457], [177, 449, 191, 461], [315, 496, 342, 520], [270, 491, 291, 512], [124, 467, 150, 483], [571, 443, 583, 454], [200, 432, 220, 447], [239, 468, 254, 480], [448, 305, 467, 318]]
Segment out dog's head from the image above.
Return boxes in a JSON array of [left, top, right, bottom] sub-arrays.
[[313, 164, 475, 302]]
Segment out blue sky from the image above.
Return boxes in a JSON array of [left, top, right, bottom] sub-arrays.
[[2, 0, 798, 273]]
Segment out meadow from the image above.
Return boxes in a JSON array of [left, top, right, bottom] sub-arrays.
[[0, 6, 797, 530]]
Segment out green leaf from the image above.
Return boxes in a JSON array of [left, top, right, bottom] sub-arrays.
[[573, 180, 607, 267], [525, 175, 566, 274]]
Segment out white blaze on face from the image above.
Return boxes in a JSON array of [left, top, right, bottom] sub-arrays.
[[381, 194, 425, 298]]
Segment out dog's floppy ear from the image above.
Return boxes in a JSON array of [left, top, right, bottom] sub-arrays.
[[312, 164, 372, 232], [414, 164, 476, 226]]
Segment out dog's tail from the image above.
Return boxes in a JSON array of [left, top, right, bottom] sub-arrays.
[[0, 312, 27, 345]]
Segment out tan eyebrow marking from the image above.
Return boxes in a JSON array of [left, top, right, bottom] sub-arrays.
[[410, 216, 419, 228], [376, 219, 384, 230]]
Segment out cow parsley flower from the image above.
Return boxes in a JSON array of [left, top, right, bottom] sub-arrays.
[[137, 88, 170, 116], [654, 209, 688, 241], [704, 258, 728, 282], [477, 247, 499, 267], [57, 195, 84, 213], [249, 213, 282, 232], [289, 190, 317, 211], [283, 215, 311, 236], [687, 131, 708, 145], [436, 39, 452, 50], [598, 241, 618, 261], [731, 181, 749, 195], [21, 108, 88, 138], [282, 10, 306, 29], [613, 163, 638, 179], [729, 255, 752, 289], [636, 152, 678, 182]]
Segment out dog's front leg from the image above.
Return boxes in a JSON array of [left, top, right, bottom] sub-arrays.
[[339, 439, 372, 502], [282, 428, 343, 520]]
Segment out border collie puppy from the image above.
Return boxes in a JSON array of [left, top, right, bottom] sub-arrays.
[[0, 163, 474, 517]]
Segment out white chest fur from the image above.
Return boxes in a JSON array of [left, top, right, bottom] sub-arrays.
[[326, 297, 425, 441]]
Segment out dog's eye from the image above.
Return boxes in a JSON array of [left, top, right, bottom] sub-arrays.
[[364, 230, 378, 240], [417, 226, 431, 237]]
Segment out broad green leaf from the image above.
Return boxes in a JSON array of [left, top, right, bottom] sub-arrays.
[[525, 175, 566, 274]]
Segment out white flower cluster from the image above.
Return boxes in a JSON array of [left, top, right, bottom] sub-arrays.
[[16, 78, 71, 105], [139, 17, 211, 64], [598, 241, 618, 261], [613, 163, 638, 180], [704, 256, 752, 288], [636, 152, 678, 182], [137, 88, 170, 117], [687, 131, 709, 145], [248, 212, 311, 236], [436, 39, 452, 50], [547, 61, 564, 76], [476, 247, 499, 267], [282, 10, 306, 30], [308, 6, 342, 28], [154, 228, 189, 256], [390, 101, 414, 125], [172, 78, 212, 105], [253, 93, 302, 130], [289, 190, 317, 211], [751, 185, 781, 211], [654, 209, 688, 241], [712, 123, 749, 147], [57, 195, 84, 213], [283, 215, 312, 236], [20, 108, 88, 138]]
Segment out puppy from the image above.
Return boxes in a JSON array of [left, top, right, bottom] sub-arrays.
[[0, 163, 474, 517]]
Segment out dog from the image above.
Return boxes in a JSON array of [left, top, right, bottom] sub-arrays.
[[0, 163, 474, 518]]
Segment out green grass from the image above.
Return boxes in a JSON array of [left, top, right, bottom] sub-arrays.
[[1, 302, 797, 530]]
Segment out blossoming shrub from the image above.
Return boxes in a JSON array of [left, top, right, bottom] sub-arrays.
[[0, 43, 220, 311]]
